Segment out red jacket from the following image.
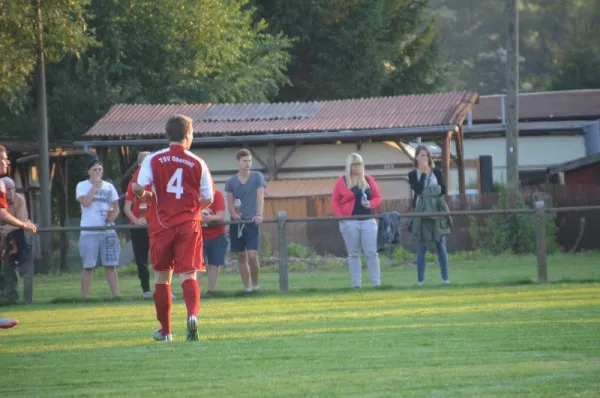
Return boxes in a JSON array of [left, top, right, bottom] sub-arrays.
[[332, 174, 382, 217]]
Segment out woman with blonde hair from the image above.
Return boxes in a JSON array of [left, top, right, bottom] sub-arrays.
[[332, 153, 382, 288]]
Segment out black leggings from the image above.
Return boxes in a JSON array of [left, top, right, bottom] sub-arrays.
[[130, 228, 150, 293]]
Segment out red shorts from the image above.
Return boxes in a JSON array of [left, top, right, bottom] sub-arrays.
[[150, 221, 205, 274]]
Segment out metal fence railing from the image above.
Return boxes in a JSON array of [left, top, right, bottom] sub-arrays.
[[18, 204, 600, 302]]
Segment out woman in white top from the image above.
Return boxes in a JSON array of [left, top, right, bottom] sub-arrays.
[[75, 158, 121, 299]]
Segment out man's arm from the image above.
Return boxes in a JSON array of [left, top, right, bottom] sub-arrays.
[[76, 184, 98, 208], [255, 187, 265, 219], [133, 156, 153, 198], [226, 192, 240, 220], [253, 173, 266, 223], [198, 160, 214, 208], [0, 209, 35, 233], [2, 195, 28, 234], [110, 200, 120, 221], [123, 200, 137, 223]]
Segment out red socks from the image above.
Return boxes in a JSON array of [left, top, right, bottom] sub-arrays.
[[154, 284, 172, 336], [182, 279, 200, 318]]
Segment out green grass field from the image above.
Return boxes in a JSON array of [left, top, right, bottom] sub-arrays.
[[1, 252, 600, 397]]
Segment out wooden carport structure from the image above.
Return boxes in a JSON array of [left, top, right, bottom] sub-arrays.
[[75, 91, 479, 196]]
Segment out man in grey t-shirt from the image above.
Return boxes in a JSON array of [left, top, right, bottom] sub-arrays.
[[225, 149, 266, 293]]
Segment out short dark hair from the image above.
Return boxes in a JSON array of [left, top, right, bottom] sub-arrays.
[[414, 145, 433, 167], [166, 114, 193, 143], [236, 148, 251, 160], [87, 157, 102, 170]]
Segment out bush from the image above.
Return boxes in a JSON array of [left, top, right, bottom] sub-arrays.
[[469, 186, 557, 255]]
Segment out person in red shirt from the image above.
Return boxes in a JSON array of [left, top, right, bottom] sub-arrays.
[[0, 146, 36, 233], [124, 152, 153, 297], [332, 153, 382, 288], [198, 188, 227, 296], [133, 115, 213, 342], [0, 145, 36, 315]]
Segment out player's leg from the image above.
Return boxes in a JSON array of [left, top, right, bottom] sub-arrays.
[[78, 235, 100, 299], [246, 224, 261, 291], [100, 233, 121, 298], [206, 234, 226, 294], [230, 223, 251, 291], [131, 228, 151, 296], [150, 230, 175, 341], [173, 221, 203, 342], [0, 317, 18, 329]]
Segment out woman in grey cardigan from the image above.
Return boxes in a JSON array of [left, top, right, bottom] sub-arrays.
[[408, 146, 452, 287]]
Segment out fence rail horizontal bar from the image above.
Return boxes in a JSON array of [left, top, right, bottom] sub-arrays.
[[35, 218, 273, 233], [32, 205, 600, 233], [284, 205, 600, 223]]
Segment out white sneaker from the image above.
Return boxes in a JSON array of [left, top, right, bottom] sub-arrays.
[[244, 287, 252, 293], [171, 293, 177, 300], [442, 280, 450, 285], [251, 285, 260, 292], [142, 291, 152, 299], [417, 281, 424, 288], [153, 329, 172, 341]]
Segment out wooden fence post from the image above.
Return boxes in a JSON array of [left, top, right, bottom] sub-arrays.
[[535, 201, 548, 283], [277, 211, 289, 293]]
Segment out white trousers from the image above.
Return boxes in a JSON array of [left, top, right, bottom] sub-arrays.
[[339, 219, 381, 287]]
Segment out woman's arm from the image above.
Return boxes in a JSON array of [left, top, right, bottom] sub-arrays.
[[434, 168, 447, 196], [366, 175, 382, 208], [331, 177, 345, 216], [409, 170, 427, 195]]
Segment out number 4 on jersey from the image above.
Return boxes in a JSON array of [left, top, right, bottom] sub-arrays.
[[167, 168, 184, 199]]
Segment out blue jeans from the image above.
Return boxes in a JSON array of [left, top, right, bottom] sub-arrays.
[[416, 236, 449, 283]]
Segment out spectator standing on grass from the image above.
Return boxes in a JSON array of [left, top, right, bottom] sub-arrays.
[[0, 146, 36, 307], [0, 177, 29, 304], [197, 188, 227, 296], [408, 145, 452, 287], [225, 149, 266, 293], [124, 151, 153, 298], [76, 158, 121, 299], [332, 153, 382, 288]]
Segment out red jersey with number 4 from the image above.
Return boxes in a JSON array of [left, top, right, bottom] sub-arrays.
[[137, 145, 213, 235]]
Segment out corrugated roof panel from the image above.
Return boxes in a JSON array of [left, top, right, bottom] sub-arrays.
[[473, 89, 600, 123], [84, 91, 478, 137]]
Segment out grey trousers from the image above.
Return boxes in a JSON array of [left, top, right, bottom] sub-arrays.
[[339, 219, 381, 287]]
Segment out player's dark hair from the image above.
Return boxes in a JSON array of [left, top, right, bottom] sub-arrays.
[[166, 114, 193, 143], [236, 148, 251, 160], [87, 157, 102, 170]]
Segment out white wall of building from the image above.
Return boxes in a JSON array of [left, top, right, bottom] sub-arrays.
[[447, 134, 586, 191]]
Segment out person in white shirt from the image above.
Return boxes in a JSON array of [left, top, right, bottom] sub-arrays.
[[75, 158, 121, 299]]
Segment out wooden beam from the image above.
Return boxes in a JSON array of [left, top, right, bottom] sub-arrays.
[[267, 142, 277, 180], [397, 141, 415, 163], [113, 161, 139, 188], [117, 146, 129, 192], [441, 131, 453, 191], [435, 140, 459, 163], [275, 142, 300, 173], [245, 146, 267, 169], [455, 127, 466, 195]]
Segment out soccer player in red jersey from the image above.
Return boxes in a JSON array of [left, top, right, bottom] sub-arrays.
[[133, 115, 213, 342]]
